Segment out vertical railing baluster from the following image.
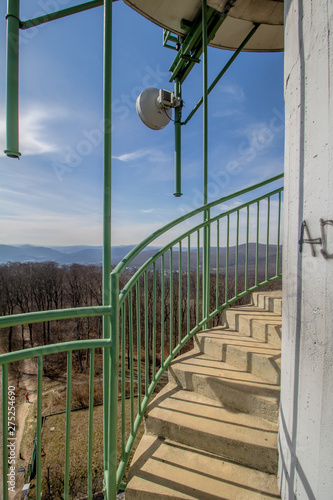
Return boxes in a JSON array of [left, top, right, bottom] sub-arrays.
[[245, 205, 249, 291], [170, 249, 173, 355], [235, 210, 239, 297], [109, 272, 120, 498], [129, 292, 134, 435], [136, 281, 142, 410], [121, 302, 126, 461], [2, 363, 8, 500], [64, 351, 72, 499], [88, 348, 95, 500], [36, 356, 43, 499], [216, 220, 220, 312], [178, 241, 182, 345], [225, 215, 230, 303], [196, 230, 200, 325], [161, 255, 165, 367], [266, 196, 271, 281], [144, 271, 149, 392], [256, 201, 260, 287], [153, 263, 156, 377], [187, 236, 191, 334], [276, 191, 282, 276], [207, 217, 211, 320]]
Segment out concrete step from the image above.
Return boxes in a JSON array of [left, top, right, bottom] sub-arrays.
[[126, 434, 281, 500], [169, 350, 280, 422], [251, 290, 282, 314], [145, 383, 278, 473], [194, 328, 281, 384], [224, 306, 282, 346]]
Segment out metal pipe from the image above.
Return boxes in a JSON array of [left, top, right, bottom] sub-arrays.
[[20, 0, 104, 29], [202, 0, 208, 207], [88, 348, 95, 500], [0, 305, 112, 329], [64, 352, 72, 499], [108, 272, 119, 498], [2, 364, 9, 500], [102, 0, 112, 492], [174, 78, 182, 196], [36, 357, 43, 499], [4, 0, 21, 158], [202, 0, 209, 326]]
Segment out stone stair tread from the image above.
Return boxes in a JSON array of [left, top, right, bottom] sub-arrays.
[[226, 306, 282, 321], [170, 350, 280, 398], [146, 383, 278, 458], [126, 434, 281, 500], [197, 328, 281, 355]]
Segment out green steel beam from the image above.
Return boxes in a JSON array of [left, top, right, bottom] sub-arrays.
[[182, 23, 260, 125], [4, 0, 21, 158], [20, 0, 107, 30], [169, 7, 227, 84]]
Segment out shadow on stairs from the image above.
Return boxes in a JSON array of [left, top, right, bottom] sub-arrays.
[[126, 291, 282, 499]]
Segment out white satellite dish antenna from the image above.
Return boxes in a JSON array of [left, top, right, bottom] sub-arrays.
[[136, 87, 182, 130]]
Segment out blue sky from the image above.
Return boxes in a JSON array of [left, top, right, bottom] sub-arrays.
[[0, 1, 284, 247]]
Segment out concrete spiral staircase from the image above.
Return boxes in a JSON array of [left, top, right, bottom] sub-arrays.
[[126, 291, 282, 499]]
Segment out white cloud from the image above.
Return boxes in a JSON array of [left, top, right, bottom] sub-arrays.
[[112, 148, 169, 163], [219, 84, 246, 103], [0, 104, 68, 157]]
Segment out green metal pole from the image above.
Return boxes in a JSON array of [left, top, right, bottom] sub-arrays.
[[35, 356, 43, 499], [64, 352, 72, 499], [102, 0, 112, 496], [174, 78, 182, 197], [4, 0, 21, 158], [107, 272, 119, 499], [2, 365, 8, 500], [202, 0, 209, 327]]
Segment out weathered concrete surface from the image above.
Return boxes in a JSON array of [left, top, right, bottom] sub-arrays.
[[280, 1, 333, 498]]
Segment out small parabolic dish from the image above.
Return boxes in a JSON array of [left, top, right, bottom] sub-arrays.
[[136, 88, 171, 130]]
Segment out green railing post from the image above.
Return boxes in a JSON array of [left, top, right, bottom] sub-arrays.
[[2, 365, 9, 500], [174, 77, 182, 197], [107, 272, 120, 499], [36, 356, 43, 498], [102, 0, 112, 495], [4, 0, 21, 158]]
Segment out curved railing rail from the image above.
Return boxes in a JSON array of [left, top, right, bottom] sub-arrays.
[[113, 174, 283, 487], [0, 174, 283, 499]]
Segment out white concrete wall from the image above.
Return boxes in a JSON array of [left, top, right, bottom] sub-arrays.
[[280, 1, 333, 499]]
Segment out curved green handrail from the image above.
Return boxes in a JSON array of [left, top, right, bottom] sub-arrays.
[[114, 173, 283, 275], [114, 175, 284, 487]]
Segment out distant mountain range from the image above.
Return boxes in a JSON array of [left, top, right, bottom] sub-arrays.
[[0, 244, 137, 266], [0, 244, 282, 274]]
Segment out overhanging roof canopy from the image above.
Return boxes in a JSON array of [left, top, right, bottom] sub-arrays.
[[123, 0, 284, 52]]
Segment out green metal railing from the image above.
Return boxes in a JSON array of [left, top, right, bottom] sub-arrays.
[[0, 173, 283, 499]]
